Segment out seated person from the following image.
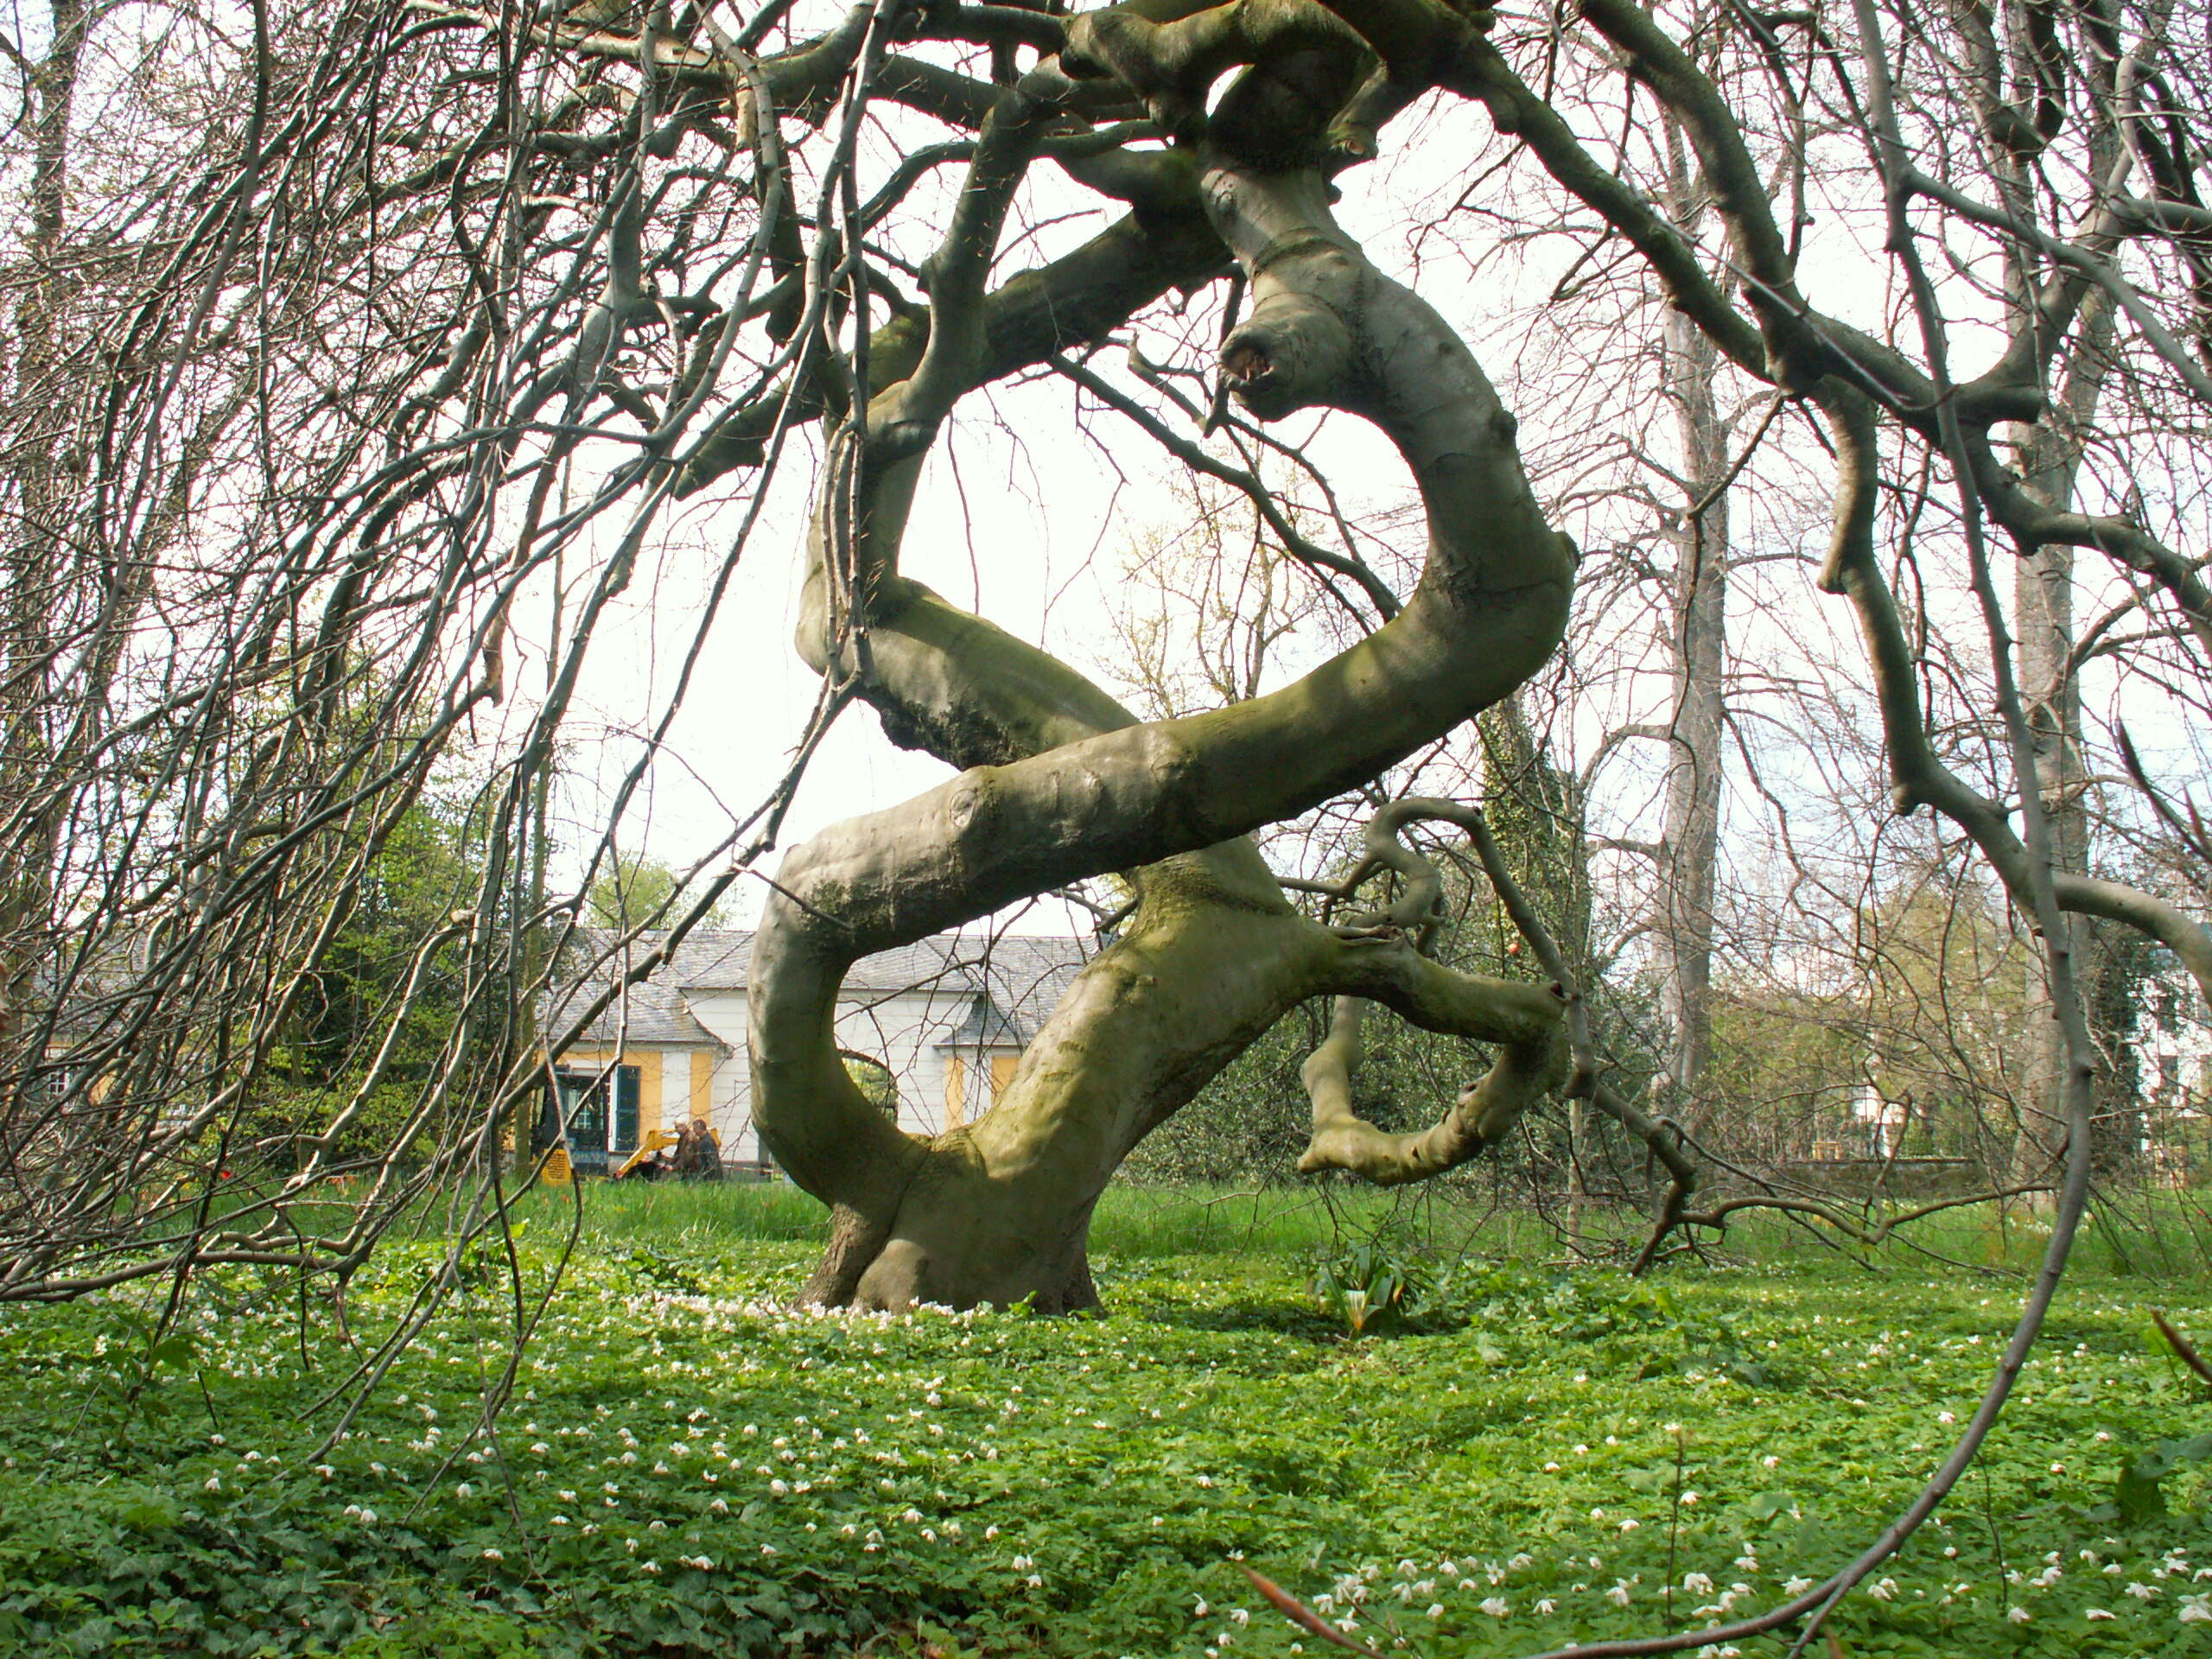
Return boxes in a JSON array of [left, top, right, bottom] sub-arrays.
[[671, 1116, 722, 1179]]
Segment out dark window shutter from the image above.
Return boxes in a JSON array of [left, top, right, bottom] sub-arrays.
[[613, 1065, 641, 1152]]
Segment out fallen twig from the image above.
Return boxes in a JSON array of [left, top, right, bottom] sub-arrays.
[[1238, 1564, 1389, 1659], [2153, 1309, 2212, 1391]]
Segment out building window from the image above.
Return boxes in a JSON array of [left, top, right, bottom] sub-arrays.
[[549, 1065, 640, 1170]]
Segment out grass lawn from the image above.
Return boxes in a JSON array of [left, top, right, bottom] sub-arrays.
[[3, 1183, 2212, 1657]]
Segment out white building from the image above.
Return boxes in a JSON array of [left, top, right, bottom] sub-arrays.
[[540, 929, 1093, 1173]]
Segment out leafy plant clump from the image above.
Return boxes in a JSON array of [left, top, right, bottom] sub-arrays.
[[2, 1228, 2210, 1657], [1312, 1232, 1434, 1335]]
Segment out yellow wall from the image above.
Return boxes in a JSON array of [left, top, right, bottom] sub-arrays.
[[944, 1055, 967, 1129]]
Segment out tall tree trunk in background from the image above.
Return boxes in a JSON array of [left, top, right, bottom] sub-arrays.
[[1957, 0, 2121, 1187], [512, 565, 563, 1182], [2009, 293, 2113, 1180], [0, 0, 89, 1033], [1651, 307, 1730, 1135]]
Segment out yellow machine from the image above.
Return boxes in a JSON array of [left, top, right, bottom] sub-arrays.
[[612, 1128, 681, 1180]]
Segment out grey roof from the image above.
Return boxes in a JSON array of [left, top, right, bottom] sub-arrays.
[[933, 992, 1029, 1050], [551, 927, 1093, 1049], [549, 932, 723, 1049]]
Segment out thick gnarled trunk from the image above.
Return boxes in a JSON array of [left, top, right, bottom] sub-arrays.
[[746, 48, 1574, 1309]]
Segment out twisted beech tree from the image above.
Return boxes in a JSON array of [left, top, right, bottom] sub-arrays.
[[754, 15, 1580, 1313], [6, 0, 2212, 1360]]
